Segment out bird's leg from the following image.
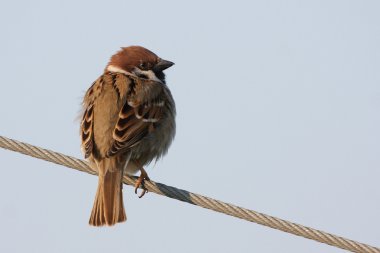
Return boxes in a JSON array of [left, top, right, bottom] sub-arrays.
[[134, 167, 150, 198]]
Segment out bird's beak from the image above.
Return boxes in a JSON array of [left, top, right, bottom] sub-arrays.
[[154, 59, 174, 72]]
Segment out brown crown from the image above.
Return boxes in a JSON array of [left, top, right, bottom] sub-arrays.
[[107, 46, 159, 72]]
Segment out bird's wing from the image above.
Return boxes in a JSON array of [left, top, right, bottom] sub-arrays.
[[80, 80, 99, 159], [106, 76, 167, 157]]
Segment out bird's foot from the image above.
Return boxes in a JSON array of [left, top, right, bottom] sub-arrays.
[[134, 167, 150, 198]]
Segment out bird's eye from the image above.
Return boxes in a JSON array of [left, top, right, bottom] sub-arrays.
[[139, 62, 147, 70]]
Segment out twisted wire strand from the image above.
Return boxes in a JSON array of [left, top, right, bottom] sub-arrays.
[[0, 135, 378, 253]]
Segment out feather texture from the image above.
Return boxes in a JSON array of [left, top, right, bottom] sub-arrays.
[[80, 69, 175, 226]]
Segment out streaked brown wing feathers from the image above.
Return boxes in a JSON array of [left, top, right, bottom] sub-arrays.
[[81, 104, 94, 158], [80, 75, 106, 158], [107, 78, 165, 157]]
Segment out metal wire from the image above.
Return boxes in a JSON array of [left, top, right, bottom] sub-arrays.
[[0, 135, 378, 253]]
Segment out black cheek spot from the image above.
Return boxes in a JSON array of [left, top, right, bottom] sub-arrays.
[[137, 73, 149, 79]]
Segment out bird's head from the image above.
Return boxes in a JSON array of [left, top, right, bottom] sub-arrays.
[[106, 46, 174, 84]]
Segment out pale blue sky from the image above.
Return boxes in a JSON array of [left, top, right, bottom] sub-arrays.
[[0, 0, 379, 252]]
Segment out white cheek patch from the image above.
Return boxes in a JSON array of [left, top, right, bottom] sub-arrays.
[[107, 65, 163, 84], [106, 65, 132, 75], [133, 68, 162, 83]]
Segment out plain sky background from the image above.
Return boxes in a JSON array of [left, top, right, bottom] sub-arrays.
[[0, 0, 379, 252]]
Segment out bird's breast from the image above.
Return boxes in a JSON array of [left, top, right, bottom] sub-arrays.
[[131, 90, 176, 164]]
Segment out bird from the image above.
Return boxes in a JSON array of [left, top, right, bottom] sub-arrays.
[[80, 46, 176, 226]]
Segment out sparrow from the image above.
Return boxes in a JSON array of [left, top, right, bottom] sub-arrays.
[[80, 46, 176, 226]]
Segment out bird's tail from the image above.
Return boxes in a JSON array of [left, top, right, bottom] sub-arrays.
[[89, 159, 126, 226]]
